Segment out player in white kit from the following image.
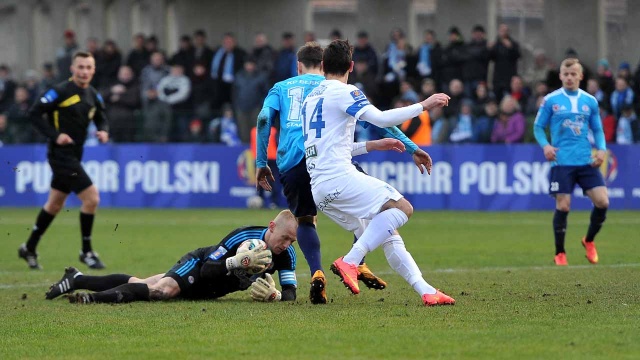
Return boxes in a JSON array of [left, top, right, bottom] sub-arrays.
[[302, 39, 456, 306]]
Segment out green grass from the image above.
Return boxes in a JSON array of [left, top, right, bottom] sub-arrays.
[[0, 208, 639, 359]]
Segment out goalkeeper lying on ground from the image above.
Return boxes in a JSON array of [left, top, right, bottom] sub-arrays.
[[45, 210, 298, 304]]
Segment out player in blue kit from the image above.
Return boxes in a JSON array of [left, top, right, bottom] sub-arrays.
[[533, 58, 609, 266], [256, 42, 433, 304]]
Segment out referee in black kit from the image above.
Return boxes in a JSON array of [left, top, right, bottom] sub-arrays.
[[18, 51, 109, 270]]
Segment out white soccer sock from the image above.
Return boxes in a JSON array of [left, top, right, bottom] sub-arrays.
[[343, 208, 408, 265], [383, 235, 437, 295]]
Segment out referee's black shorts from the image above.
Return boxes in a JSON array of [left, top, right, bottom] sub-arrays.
[[50, 165, 93, 194], [48, 146, 93, 194]]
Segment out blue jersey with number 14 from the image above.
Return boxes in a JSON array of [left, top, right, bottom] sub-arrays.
[[262, 74, 324, 173]]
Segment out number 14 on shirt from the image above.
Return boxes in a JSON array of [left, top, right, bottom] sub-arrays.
[[302, 98, 326, 141]]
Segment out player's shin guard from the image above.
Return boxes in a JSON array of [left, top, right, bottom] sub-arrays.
[[344, 209, 408, 265], [553, 210, 569, 254], [74, 274, 132, 292], [382, 235, 436, 295], [585, 207, 607, 242], [297, 222, 322, 275], [90, 283, 150, 303]]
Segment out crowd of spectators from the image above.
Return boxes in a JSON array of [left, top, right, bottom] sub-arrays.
[[1, 25, 639, 146]]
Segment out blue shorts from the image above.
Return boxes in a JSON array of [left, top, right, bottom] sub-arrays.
[[549, 165, 605, 196], [279, 159, 317, 217]]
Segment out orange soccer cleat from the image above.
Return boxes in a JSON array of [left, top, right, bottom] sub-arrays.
[[357, 263, 387, 290], [309, 270, 328, 304], [422, 289, 456, 306], [554, 252, 568, 266], [330, 257, 360, 294], [582, 238, 599, 264]]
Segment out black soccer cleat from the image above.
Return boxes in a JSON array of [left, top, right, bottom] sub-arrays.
[[46, 267, 83, 300], [67, 292, 94, 304], [18, 244, 41, 270], [79, 251, 106, 269]]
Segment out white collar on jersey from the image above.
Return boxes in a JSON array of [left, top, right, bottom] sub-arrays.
[[560, 88, 581, 98]]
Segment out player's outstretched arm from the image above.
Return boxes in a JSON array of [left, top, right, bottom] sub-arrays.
[[365, 139, 405, 153], [350, 139, 406, 156], [360, 93, 449, 128], [365, 123, 419, 154]]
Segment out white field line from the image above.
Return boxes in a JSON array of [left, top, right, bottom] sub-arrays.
[[2, 263, 639, 289]]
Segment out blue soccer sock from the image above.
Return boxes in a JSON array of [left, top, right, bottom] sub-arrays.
[[353, 234, 366, 265], [585, 207, 607, 242], [297, 222, 322, 275], [553, 210, 569, 255]]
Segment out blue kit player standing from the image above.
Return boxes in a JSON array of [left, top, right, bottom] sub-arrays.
[[534, 58, 609, 266]]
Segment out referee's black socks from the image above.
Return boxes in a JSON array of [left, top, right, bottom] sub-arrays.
[[26, 208, 56, 252], [80, 212, 95, 253]]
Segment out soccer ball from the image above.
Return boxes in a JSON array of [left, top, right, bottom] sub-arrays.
[[246, 195, 264, 209], [237, 239, 271, 274]]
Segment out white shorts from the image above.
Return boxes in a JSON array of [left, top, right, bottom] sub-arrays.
[[312, 171, 403, 232]]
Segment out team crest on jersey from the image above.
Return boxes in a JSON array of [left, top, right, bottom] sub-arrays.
[[562, 118, 584, 136], [582, 104, 589, 112], [552, 104, 560, 112], [209, 246, 228, 260], [350, 89, 366, 101]]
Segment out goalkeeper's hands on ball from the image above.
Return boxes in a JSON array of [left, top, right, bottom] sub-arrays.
[[250, 273, 282, 302], [226, 246, 272, 272]]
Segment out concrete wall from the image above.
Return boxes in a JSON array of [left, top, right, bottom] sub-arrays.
[[313, 12, 357, 43]]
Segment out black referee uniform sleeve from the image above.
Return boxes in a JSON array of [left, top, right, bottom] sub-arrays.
[[93, 93, 109, 132], [29, 88, 62, 141]]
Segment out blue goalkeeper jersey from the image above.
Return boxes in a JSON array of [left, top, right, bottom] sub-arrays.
[[261, 74, 324, 173], [534, 88, 605, 166]]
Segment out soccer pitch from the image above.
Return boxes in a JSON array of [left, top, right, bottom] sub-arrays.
[[1, 208, 638, 359]]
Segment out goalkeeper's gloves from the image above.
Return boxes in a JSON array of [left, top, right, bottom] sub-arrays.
[[226, 246, 272, 272], [250, 273, 282, 302]]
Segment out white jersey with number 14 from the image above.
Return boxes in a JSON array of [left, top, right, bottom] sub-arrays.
[[302, 79, 373, 186]]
